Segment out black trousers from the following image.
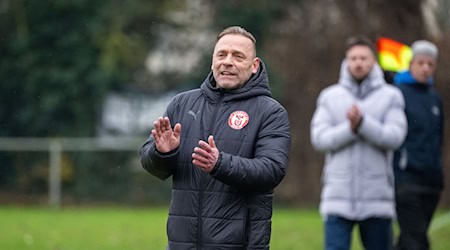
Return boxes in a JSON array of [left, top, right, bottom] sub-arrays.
[[395, 185, 441, 250]]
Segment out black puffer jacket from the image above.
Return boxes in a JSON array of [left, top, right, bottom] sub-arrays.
[[393, 80, 444, 189], [140, 61, 291, 250]]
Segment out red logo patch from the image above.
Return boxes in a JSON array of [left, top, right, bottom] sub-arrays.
[[228, 111, 249, 130]]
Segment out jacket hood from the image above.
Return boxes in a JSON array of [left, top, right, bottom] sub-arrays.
[[394, 70, 434, 85], [201, 60, 272, 103], [338, 59, 385, 99]]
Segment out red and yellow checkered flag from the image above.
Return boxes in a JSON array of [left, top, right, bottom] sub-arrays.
[[377, 37, 412, 72]]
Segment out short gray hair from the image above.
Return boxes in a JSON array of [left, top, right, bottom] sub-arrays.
[[216, 26, 257, 55], [217, 26, 256, 44]]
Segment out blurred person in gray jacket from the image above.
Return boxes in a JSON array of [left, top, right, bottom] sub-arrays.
[[310, 36, 407, 250]]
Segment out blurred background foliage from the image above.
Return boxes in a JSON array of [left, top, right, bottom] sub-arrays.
[[0, 0, 449, 207]]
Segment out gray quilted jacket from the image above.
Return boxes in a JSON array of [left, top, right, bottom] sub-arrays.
[[311, 60, 407, 220]]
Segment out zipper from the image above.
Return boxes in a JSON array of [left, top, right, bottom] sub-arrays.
[[197, 90, 224, 247], [197, 170, 205, 247], [209, 90, 224, 136], [351, 142, 358, 215], [352, 84, 362, 215], [357, 84, 362, 99]]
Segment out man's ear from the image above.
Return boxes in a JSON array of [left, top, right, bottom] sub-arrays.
[[252, 57, 260, 74]]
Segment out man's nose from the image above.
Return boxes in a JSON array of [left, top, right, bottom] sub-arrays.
[[422, 64, 431, 72], [223, 54, 233, 65]]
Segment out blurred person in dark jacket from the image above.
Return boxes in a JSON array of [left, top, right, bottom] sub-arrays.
[[393, 40, 444, 250], [140, 26, 291, 250], [311, 36, 407, 250]]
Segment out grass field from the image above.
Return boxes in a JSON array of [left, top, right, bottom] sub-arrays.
[[0, 206, 449, 249]]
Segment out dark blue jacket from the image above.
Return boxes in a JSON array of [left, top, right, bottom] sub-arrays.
[[140, 61, 291, 249], [393, 71, 444, 189]]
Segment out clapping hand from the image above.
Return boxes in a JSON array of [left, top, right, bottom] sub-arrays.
[[192, 135, 219, 173], [152, 117, 181, 153]]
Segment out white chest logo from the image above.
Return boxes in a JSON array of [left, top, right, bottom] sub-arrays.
[[228, 111, 249, 130], [431, 106, 440, 116]]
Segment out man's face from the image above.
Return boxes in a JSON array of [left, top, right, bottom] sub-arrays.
[[410, 54, 436, 83], [212, 34, 260, 90], [346, 45, 376, 81]]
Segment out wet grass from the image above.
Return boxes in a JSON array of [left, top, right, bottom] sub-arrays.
[[0, 206, 449, 249]]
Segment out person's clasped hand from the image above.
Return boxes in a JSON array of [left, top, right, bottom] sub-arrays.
[[192, 135, 220, 173], [346, 104, 363, 133]]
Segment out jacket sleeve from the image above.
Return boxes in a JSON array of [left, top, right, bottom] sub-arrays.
[[357, 90, 407, 150], [310, 91, 357, 152], [139, 96, 180, 180], [140, 136, 178, 180], [210, 103, 291, 192]]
